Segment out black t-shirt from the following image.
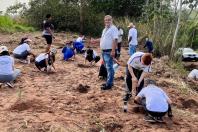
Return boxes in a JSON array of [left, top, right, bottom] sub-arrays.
[[43, 20, 54, 30]]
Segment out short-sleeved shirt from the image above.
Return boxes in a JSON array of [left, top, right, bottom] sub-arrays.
[[13, 43, 31, 55], [118, 28, 124, 43], [127, 52, 151, 72], [84, 49, 97, 59], [137, 85, 169, 112], [100, 25, 118, 50], [42, 20, 54, 36], [188, 69, 198, 80], [128, 27, 138, 46], [35, 53, 48, 63], [76, 37, 83, 43], [0, 56, 14, 75]]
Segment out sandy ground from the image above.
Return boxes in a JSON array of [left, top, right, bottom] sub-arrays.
[[0, 32, 198, 132]]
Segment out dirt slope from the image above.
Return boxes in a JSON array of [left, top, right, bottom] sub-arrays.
[[0, 32, 198, 132]]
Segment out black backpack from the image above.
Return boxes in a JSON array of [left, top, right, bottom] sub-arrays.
[[98, 64, 107, 79]]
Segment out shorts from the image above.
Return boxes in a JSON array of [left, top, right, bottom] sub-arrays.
[[43, 35, 52, 45], [13, 50, 30, 60]]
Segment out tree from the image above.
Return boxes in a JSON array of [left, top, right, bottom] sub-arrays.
[[171, 0, 182, 59]]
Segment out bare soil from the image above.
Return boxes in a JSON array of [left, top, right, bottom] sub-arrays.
[[0, 32, 198, 132]]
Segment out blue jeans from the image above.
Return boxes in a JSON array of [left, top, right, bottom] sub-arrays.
[[102, 51, 114, 86], [129, 45, 137, 55]]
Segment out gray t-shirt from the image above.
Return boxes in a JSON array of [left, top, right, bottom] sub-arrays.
[[137, 85, 169, 112]]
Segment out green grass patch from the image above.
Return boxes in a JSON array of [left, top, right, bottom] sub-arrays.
[[168, 61, 188, 76], [0, 15, 35, 33]]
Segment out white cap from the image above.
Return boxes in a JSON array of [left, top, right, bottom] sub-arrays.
[[0, 46, 8, 53]]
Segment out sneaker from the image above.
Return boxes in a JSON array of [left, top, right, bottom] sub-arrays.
[[6, 82, 14, 88], [154, 117, 164, 123], [101, 85, 112, 90], [123, 93, 132, 102], [144, 115, 156, 122]]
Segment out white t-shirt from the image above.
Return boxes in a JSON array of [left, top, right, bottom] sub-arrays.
[[188, 69, 198, 80], [137, 85, 169, 112], [100, 25, 118, 50], [0, 56, 14, 75], [118, 28, 124, 43], [128, 27, 138, 46], [13, 43, 31, 55], [127, 52, 151, 72], [35, 53, 48, 62], [76, 37, 83, 43]]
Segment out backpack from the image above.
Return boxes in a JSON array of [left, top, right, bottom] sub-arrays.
[[98, 63, 107, 79]]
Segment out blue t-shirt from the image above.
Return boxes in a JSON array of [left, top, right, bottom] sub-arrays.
[[137, 85, 169, 112], [145, 40, 153, 52]]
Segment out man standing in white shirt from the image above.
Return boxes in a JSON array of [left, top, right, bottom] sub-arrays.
[[91, 15, 118, 90], [128, 23, 138, 55], [117, 26, 124, 58]]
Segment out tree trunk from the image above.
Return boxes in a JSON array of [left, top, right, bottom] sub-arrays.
[[80, 0, 84, 34], [171, 0, 182, 59]]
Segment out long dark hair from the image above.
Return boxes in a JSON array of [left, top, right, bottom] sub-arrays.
[[19, 37, 28, 45], [0, 51, 10, 56]]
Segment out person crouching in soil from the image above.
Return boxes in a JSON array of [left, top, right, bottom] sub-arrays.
[[84, 47, 100, 66], [123, 52, 153, 102], [13, 37, 35, 64], [62, 41, 75, 61], [0, 46, 21, 88], [134, 79, 173, 123], [35, 48, 57, 73]]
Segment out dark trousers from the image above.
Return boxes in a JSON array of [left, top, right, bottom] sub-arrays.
[[138, 99, 172, 118], [35, 60, 47, 70], [13, 50, 30, 60], [117, 42, 122, 53], [146, 104, 172, 118], [125, 66, 144, 95]]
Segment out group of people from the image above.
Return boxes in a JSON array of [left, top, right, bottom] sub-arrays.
[[90, 15, 173, 123], [1, 14, 197, 124]]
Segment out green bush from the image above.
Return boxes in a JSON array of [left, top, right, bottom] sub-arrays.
[[0, 15, 34, 33]]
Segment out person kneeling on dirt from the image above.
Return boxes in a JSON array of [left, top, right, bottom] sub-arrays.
[[134, 79, 173, 122], [73, 34, 85, 53], [0, 46, 21, 88], [123, 52, 152, 102], [35, 48, 57, 72], [13, 37, 35, 64], [62, 41, 75, 61], [84, 47, 100, 65], [144, 38, 153, 53], [187, 69, 198, 83]]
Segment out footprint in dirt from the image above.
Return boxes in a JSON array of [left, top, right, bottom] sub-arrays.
[[76, 84, 90, 93]]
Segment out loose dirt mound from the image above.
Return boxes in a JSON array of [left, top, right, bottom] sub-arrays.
[[9, 99, 47, 112], [181, 99, 198, 108], [76, 84, 90, 93]]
